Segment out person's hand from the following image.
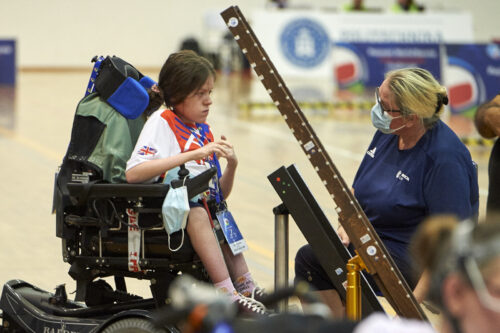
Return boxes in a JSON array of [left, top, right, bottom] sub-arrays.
[[337, 225, 350, 247], [195, 137, 237, 166], [413, 288, 426, 304], [195, 142, 225, 161], [218, 135, 238, 167]]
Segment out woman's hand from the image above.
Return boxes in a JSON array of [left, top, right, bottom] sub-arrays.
[[337, 225, 350, 247]]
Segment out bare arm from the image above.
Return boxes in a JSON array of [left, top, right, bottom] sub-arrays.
[[126, 142, 228, 184], [475, 94, 500, 138], [413, 269, 430, 304]]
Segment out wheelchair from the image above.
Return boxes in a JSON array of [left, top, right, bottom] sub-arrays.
[[0, 56, 216, 332]]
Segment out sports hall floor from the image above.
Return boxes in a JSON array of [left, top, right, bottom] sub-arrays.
[[0, 70, 491, 315]]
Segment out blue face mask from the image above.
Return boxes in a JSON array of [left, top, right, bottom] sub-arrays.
[[370, 102, 405, 134], [162, 184, 189, 252]]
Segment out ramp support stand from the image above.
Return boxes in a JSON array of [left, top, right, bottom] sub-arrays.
[[274, 203, 289, 312]]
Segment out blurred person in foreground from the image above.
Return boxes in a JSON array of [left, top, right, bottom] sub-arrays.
[[230, 216, 500, 333], [295, 68, 479, 318], [353, 215, 500, 333], [410, 215, 500, 333]]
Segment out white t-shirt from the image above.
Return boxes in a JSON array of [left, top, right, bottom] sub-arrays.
[[126, 109, 213, 183]]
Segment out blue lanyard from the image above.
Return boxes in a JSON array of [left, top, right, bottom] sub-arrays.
[[187, 123, 224, 204], [85, 56, 105, 97]]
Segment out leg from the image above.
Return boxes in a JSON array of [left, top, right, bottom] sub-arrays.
[[220, 243, 249, 280], [186, 207, 230, 283], [295, 244, 345, 318], [313, 290, 345, 319], [221, 243, 260, 297], [186, 209, 267, 314]]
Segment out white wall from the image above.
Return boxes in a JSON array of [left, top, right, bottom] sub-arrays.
[[0, 0, 499, 68]]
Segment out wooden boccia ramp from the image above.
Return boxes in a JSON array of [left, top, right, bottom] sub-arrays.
[[221, 5, 427, 320]]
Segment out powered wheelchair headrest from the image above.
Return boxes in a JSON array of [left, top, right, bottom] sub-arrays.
[[86, 55, 157, 119], [55, 55, 157, 186]]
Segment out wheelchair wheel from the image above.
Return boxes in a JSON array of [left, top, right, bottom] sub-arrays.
[[101, 317, 177, 333]]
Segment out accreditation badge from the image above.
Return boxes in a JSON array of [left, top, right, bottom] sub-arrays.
[[215, 209, 248, 255]]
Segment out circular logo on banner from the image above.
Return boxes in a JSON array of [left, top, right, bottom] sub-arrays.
[[280, 18, 330, 68], [486, 43, 500, 60]]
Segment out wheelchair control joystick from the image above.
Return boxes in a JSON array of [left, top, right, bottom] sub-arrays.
[[178, 164, 190, 179], [49, 284, 68, 305]]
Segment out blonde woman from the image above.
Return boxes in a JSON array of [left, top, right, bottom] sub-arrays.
[[295, 68, 479, 317]]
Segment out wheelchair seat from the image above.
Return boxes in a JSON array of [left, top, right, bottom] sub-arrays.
[[52, 56, 214, 307]]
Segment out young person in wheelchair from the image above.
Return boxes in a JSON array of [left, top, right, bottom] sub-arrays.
[[125, 50, 266, 316]]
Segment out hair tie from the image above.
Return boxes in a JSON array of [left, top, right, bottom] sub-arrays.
[[435, 93, 448, 114], [442, 95, 449, 105]]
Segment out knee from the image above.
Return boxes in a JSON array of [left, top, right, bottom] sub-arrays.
[[295, 245, 315, 267], [294, 244, 335, 291], [187, 207, 210, 230], [294, 244, 316, 281]]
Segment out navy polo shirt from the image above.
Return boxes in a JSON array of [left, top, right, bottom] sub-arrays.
[[352, 120, 479, 285]]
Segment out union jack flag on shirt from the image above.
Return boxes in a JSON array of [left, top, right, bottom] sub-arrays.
[[138, 145, 157, 156]]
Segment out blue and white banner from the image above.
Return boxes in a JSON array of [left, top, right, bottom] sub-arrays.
[[444, 43, 500, 116], [0, 39, 15, 85], [251, 10, 473, 79], [332, 42, 441, 90]]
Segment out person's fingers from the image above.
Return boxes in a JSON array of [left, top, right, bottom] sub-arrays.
[[338, 227, 350, 247], [216, 140, 233, 148], [211, 146, 227, 158]]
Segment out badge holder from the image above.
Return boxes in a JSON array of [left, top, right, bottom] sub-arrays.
[[215, 208, 248, 255], [206, 152, 248, 255]]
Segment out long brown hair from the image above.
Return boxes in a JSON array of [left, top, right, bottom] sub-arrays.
[[145, 50, 215, 116]]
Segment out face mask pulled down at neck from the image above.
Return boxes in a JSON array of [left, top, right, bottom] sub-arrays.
[[162, 184, 190, 252], [370, 102, 405, 134]]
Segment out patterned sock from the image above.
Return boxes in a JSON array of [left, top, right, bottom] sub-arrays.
[[234, 272, 256, 297], [214, 277, 239, 302]]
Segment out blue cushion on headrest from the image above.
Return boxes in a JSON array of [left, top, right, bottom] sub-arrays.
[[139, 76, 156, 90], [107, 77, 149, 119]]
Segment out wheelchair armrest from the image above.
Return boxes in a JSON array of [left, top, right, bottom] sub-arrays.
[[66, 167, 217, 202]]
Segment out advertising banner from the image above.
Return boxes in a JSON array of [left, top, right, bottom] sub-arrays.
[[333, 42, 441, 91], [251, 10, 473, 79], [0, 40, 15, 85], [444, 43, 500, 116]]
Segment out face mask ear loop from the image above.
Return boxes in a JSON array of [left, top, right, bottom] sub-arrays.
[[168, 228, 185, 252]]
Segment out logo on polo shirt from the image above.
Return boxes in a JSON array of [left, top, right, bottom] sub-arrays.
[[366, 147, 376, 158], [396, 170, 410, 182]]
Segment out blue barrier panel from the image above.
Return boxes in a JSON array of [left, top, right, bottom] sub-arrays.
[[0, 40, 16, 85]]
